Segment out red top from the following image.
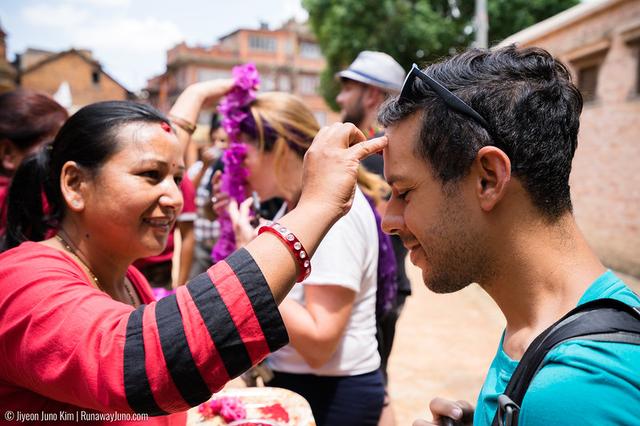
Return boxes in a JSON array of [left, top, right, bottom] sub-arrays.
[[0, 242, 288, 425], [134, 176, 197, 268]]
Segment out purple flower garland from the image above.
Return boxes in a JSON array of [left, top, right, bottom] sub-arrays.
[[151, 287, 176, 300], [365, 195, 398, 319], [212, 63, 260, 262]]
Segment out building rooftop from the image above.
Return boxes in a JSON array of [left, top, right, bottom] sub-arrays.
[[499, 0, 627, 46]]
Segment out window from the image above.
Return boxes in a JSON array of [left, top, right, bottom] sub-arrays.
[[197, 69, 231, 82], [249, 35, 276, 52], [621, 25, 640, 96], [636, 50, 640, 95], [300, 42, 322, 59], [284, 39, 294, 55], [261, 74, 276, 91], [298, 75, 319, 95], [278, 75, 291, 92], [627, 40, 640, 96], [570, 48, 608, 104], [91, 70, 100, 85], [577, 65, 600, 103]]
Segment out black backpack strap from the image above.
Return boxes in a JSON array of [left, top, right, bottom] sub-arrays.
[[491, 298, 640, 426]]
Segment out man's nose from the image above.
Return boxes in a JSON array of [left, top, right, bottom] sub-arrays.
[[381, 200, 404, 236]]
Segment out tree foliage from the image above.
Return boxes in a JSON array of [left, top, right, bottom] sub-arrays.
[[302, 0, 579, 109]]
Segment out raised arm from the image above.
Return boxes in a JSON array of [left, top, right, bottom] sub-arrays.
[[245, 124, 387, 303], [168, 80, 234, 158]]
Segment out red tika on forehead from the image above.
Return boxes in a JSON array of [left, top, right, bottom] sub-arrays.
[[160, 122, 171, 133]]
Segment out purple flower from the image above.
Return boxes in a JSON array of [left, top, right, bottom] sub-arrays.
[[197, 397, 246, 422], [212, 143, 249, 262], [219, 397, 247, 422], [151, 287, 176, 300], [364, 195, 398, 318], [218, 63, 260, 143], [213, 63, 259, 262]]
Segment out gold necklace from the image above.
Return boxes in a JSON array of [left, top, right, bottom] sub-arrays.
[[55, 232, 137, 306]]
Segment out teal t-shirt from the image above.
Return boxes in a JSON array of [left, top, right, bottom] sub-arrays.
[[474, 270, 640, 425]]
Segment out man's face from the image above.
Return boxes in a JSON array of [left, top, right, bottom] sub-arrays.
[[382, 112, 490, 293], [336, 79, 366, 128]]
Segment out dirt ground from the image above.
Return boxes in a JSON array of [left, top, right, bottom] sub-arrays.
[[388, 262, 640, 425]]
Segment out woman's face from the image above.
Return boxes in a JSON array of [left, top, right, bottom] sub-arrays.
[[80, 122, 184, 260], [241, 135, 280, 201], [210, 127, 229, 150]]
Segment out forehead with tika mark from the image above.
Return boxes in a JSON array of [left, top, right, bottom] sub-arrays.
[[383, 112, 423, 186]]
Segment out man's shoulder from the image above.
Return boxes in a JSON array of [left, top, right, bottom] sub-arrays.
[[520, 337, 640, 424], [521, 281, 640, 421], [580, 270, 640, 307]]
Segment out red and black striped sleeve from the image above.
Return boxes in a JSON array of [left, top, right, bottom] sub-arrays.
[[0, 245, 287, 415], [123, 248, 289, 414]]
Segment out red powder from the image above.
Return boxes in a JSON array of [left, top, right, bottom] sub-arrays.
[[259, 403, 289, 422]]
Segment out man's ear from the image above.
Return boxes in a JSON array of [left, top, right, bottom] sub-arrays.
[[474, 146, 511, 212], [0, 139, 20, 173], [60, 161, 88, 212], [363, 86, 384, 109]]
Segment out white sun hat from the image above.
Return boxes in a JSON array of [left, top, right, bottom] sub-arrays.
[[336, 51, 406, 93]]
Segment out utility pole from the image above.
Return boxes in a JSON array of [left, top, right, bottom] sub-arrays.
[[475, 0, 488, 48]]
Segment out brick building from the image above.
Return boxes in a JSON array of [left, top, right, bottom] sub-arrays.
[[16, 48, 131, 110], [0, 22, 17, 93], [146, 19, 339, 144], [500, 0, 640, 276]]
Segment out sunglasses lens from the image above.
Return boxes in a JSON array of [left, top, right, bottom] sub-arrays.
[[400, 68, 419, 101]]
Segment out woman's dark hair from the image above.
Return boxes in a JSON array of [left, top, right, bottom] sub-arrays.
[[379, 45, 583, 221], [5, 100, 169, 249], [210, 113, 222, 132], [0, 89, 68, 174]]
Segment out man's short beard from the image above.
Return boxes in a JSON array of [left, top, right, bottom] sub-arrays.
[[422, 189, 495, 294], [341, 93, 366, 129]]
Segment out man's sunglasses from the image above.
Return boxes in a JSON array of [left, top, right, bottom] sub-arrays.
[[400, 64, 501, 146]]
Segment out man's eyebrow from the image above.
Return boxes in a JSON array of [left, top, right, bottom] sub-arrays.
[[385, 174, 402, 186]]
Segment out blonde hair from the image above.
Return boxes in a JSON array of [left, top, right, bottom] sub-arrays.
[[248, 92, 390, 205]]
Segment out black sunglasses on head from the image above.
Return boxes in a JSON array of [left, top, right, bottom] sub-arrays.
[[400, 64, 499, 143]]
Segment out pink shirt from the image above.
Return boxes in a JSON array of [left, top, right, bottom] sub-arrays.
[[0, 175, 10, 239]]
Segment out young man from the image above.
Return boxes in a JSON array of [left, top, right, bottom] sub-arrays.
[[337, 51, 409, 426], [379, 45, 640, 425]]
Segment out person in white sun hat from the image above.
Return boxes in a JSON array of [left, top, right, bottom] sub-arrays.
[[337, 51, 409, 426], [336, 51, 405, 137]]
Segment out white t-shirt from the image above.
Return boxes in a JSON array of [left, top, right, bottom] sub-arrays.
[[268, 187, 381, 376]]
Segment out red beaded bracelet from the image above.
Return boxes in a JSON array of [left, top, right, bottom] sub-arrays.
[[258, 222, 311, 283]]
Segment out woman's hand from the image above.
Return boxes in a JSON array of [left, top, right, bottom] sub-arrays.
[[227, 197, 260, 248], [169, 78, 235, 161], [298, 123, 387, 223], [413, 398, 474, 426], [201, 146, 224, 169], [188, 79, 235, 109]]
